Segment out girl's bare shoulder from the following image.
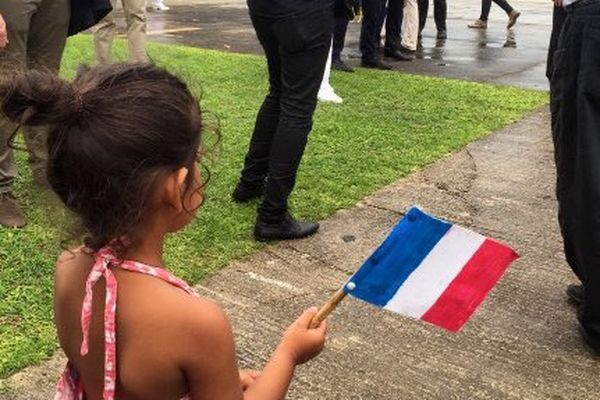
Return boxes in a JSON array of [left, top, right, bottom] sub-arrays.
[[54, 247, 94, 291]]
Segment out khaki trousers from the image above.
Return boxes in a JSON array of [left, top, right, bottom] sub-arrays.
[[0, 0, 70, 192], [93, 0, 148, 64], [401, 0, 419, 51]]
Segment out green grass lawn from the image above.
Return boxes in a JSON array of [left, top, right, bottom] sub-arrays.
[[0, 35, 548, 377]]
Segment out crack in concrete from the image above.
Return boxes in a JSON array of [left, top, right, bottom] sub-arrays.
[[425, 148, 480, 221]]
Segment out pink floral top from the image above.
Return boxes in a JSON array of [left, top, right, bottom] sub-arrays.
[[55, 246, 197, 400]]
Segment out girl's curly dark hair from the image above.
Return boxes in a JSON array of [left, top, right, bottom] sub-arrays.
[[0, 63, 205, 253]]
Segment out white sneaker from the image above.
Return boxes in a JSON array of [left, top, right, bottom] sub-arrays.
[[318, 87, 343, 104], [147, 2, 169, 11]]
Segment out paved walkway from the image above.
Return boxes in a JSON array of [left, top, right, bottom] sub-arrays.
[[3, 109, 599, 399], [138, 0, 552, 90]]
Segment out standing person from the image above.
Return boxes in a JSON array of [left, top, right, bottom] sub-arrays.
[[318, 42, 344, 103], [332, 0, 356, 72], [549, 0, 600, 355], [468, 0, 520, 29], [361, 0, 414, 68], [0, 0, 70, 228], [94, 0, 148, 64], [233, 0, 334, 241], [360, 0, 393, 69], [418, 0, 447, 39], [384, 0, 418, 61], [546, 0, 566, 81]]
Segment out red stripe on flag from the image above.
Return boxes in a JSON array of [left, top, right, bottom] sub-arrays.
[[420, 239, 518, 333]]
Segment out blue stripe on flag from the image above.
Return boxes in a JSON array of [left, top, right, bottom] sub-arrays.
[[345, 207, 452, 307]]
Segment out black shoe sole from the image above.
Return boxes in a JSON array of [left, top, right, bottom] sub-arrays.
[[254, 224, 319, 242]]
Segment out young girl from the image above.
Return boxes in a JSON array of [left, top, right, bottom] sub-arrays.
[[0, 64, 327, 400]]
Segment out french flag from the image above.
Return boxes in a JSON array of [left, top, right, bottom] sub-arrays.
[[345, 207, 519, 332]]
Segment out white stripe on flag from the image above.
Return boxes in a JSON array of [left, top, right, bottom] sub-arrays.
[[383, 225, 486, 318]]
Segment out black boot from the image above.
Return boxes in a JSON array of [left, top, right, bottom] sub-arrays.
[[254, 212, 319, 241], [566, 284, 584, 305], [332, 58, 354, 72], [360, 58, 393, 70]]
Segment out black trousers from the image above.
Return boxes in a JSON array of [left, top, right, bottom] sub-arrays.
[[360, 0, 404, 59], [333, 14, 350, 60], [240, 6, 333, 222], [546, 5, 567, 81], [479, 0, 514, 20], [418, 0, 447, 32], [360, 0, 386, 60], [550, 0, 600, 346]]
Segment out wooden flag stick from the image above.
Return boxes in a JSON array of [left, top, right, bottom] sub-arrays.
[[309, 287, 348, 329]]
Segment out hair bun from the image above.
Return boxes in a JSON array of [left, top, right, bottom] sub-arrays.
[[0, 70, 80, 126]]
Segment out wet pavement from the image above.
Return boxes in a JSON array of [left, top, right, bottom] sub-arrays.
[[134, 0, 552, 90]]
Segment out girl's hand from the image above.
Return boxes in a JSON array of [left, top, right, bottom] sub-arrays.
[[278, 307, 328, 365], [239, 369, 261, 391], [0, 14, 8, 48]]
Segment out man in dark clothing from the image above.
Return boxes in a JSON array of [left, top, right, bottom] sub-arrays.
[[545, 2, 566, 80], [234, 0, 334, 241], [549, 0, 600, 355], [418, 0, 447, 40], [332, 0, 355, 72], [360, 0, 411, 69]]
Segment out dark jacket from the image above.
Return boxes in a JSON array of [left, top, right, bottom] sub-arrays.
[[68, 0, 112, 36]]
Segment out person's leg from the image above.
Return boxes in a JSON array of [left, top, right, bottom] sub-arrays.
[[318, 40, 343, 103], [24, 0, 70, 186], [237, 14, 283, 195], [418, 0, 429, 33], [0, 0, 32, 198], [258, 6, 333, 223], [546, 5, 567, 81], [434, 0, 447, 32], [491, 0, 514, 15], [401, 0, 418, 51], [480, 0, 492, 20], [360, 0, 386, 61], [332, 15, 350, 61], [384, 0, 403, 52], [551, 4, 600, 352], [123, 0, 148, 62], [94, 0, 118, 64]]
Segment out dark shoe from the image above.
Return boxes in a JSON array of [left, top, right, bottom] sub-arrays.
[[507, 10, 520, 29], [437, 29, 447, 40], [0, 192, 26, 228], [383, 48, 415, 61], [360, 58, 392, 70], [232, 182, 264, 203], [254, 213, 319, 241], [566, 284, 584, 305], [332, 58, 354, 73]]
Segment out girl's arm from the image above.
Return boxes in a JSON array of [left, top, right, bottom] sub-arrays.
[[184, 302, 326, 400]]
